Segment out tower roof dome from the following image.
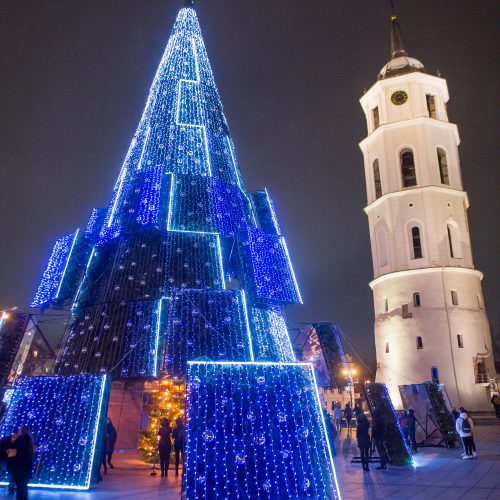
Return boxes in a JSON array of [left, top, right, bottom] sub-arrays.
[[378, 15, 425, 80]]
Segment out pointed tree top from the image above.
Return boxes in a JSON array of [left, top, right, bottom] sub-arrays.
[[390, 15, 407, 59]]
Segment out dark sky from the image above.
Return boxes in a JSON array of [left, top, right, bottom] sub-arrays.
[[1, 1, 499, 371]]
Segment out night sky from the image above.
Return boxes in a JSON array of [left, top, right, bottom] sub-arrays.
[[1, 1, 498, 371]]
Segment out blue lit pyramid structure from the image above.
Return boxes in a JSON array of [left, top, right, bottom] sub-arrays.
[[29, 4, 340, 497]]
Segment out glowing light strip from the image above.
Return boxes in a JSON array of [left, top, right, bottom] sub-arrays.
[[0, 311, 7, 331], [187, 360, 313, 367], [72, 247, 95, 310], [240, 291, 255, 361], [54, 229, 80, 299], [136, 126, 151, 171], [85, 374, 108, 490], [107, 168, 127, 228], [153, 299, 163, 376], [265, 188, 281, 236], [166, 172, 175, 231], [281, 238, 303, 304], [310, 367, 343, 499], [216, 235, 226, 289]]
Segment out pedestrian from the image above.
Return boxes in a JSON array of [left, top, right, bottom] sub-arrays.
[[344, 403, 353, 431], [333, 404, 342, 433], [399, 410, 409, 443], [158, 419, 172, 477], [0, 433, 16, 495], [451, 407, 459, 421], [8, 427, 34, 500], [455, 407, 474, 459], [354, 403, 362, 418], [99, 429, 108, 480], [371, 409, 388, 470], [322, 409, 337, 456], [407, 409, 417, 452], [491, 394, 500, 418], [172, 417, 185, 477], [356, 413, 371, 472], [106, 418, 117, 469]]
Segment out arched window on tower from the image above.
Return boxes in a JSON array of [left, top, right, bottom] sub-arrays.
[[447, 222, 462, 258], [401, 149, 417, 187], [437, 148, 449, 185], [376, 228, 388, 268], [410, 226, 423, 259], [373, 159, 382, 199]]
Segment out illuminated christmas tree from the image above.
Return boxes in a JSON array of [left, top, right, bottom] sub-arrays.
[[139, 378, 186, 463], [30, 2, 341, 497]]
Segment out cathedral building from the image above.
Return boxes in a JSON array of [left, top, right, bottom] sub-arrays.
[[359, 16, 497, 411]]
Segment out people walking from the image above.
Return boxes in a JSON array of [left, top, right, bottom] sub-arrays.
[[172, 417, 185, 477], [407, 409, 417, 452], [333, 404, 342, 433], [344, 403, 353, 431], [9, 427, 35, 500], [105, 418, 117, 469], [455, 407, 474, 459], [356, 413, 371, 471], [354, 403, 362, 419], [372, 409, 388, 470], [158, 419, 173, 477]]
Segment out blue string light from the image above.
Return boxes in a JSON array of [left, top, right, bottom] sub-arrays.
[[0, 374, 109, 490]]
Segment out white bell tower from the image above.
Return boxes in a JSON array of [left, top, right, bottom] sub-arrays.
[[359, 16, 496, 410]]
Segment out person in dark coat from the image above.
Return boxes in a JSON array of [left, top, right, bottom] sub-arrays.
[[0, 433, 16, 495], [371, 410, 388, 470], [407, 409, 417, 452], [344, 403, 353, 431], [9, 427, 34, 500], [172, 417, 185, 477], [99, 429, 108, 480], [356, 413, 371, 471], [354, 404, 362, 418], [105, 418, 117, 469], [158, 419, 172, 477]]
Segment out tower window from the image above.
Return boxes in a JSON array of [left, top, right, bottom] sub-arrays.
[[426, 94, 437, 119], [384, 297, 388, 312], [372, 107, 380, 129], [401, 149, 417, 187], [411, 226, 423, 259], [413, 292, 421, 307], [447, 223, 462, 258], [385, 341, 389, 353], [457, 334, 464, 348], [451, 290, 458, 305], [437, 148, 449, 185], [431, 366, 439, 383], [373, 159, 382, 199], [416, 336, 423, 349]]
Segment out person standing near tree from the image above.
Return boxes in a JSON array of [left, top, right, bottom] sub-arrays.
[[344, 403, 353, 431], [9, 427, 34, 500], [172, 417, 185, 477], [407, 409, 417, 452], [158, 419, 173, 477], [106, 418, 117, 469], [333, 404, 342, 433]]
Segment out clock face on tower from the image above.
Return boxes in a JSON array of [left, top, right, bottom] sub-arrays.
[[391, 90, 408, 105]]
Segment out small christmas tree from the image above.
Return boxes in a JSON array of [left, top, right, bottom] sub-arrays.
[[138, 378, 186, 463]]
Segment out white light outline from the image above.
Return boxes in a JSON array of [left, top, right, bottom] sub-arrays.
[[166, 172, 175, 231], [136, 126, 151, 172], [71, 247, 95, 310], [281, 237, 303, 304], [240, 291, 254, 361], [107, 167, 127, 228], [153, 299, 163, 376], [216, 234, 226, 289], [0, 375, 109, 491], [264, 188, 281, 236], [174, 38, 212, 177], [55, 229, 80, 299]]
